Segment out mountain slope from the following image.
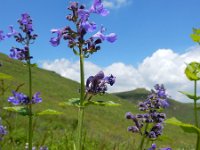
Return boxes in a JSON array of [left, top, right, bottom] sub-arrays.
[[0, 53, 197, 149]]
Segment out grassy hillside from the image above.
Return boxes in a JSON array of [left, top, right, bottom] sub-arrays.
[[0, 53, 197, 149]]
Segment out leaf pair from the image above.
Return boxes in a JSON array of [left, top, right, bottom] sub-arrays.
[[59, 98, 120, 107]]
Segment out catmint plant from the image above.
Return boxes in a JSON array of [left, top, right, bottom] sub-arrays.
[[125, 84, 170, 150], [50, 0, 117, 149], [1, 13, 40, 150]]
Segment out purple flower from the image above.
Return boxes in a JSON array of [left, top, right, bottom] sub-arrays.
[[9, 47, 29, 60], [127, 126, 139, 133], [93, 26, 117, 43], [90, 0, 109, 16], [32, 92, 42, 104], [8, 91, 42, 105], [50, 28, 63, 46], [81, 21, 97, 32], [6, 25, 18, 38], [0, 30, 5, 41], [148, 143, 171, 150], [18, 13, 33, 32], [0, 119, 7, 141], [39, 146, 48, 150], [148, 143, 156, 150], [78, 9, 90, 21], [86, 71, 115, 95], [8, 91, 29, 105]]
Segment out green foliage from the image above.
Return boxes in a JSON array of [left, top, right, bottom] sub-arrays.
[[36, 109, 63, 116], [3, 106, 30, 116], [0, 53, 197, 149], [0, 72, 13, 80], [179, 91, 200, 101], [166, 117, 200, 134], [191, 28, 200, 44], [84, 100, 120, 106], [185, 62, 200, 81]]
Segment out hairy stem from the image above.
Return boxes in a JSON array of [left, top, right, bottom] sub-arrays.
[[28, 59, 33, 150], [139, 123, 149, 150], [194, 80, 200, 150], [77, 50, 85, 150]]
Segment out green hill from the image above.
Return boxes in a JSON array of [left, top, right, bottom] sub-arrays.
[[0, 53, 197, 149]]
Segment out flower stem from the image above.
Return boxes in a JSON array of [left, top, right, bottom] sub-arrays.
[[139, 123, 148, 150], [194, 80, 200, 150], [77, 51, 85, 150], [27, 59, 33, 150]]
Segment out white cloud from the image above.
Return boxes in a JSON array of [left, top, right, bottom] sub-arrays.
[[103, 0, 132, 9], [41, 46, 200, 102]]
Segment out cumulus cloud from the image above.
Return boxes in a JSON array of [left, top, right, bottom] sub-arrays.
[[42, 46, 200, 102], [103, 0, 132, 9]]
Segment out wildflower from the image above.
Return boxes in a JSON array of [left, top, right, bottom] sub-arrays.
[[6, 25, 18, 38], [92, 26, 117, 43], [8, 91, 42, 105], [0, 118, 7, 141], [50, 0, 117, 55], [89, 0, 109, 16], [86, 71, 115, 95], [126, 84, 169, 140], [9, 47, 30, 60]]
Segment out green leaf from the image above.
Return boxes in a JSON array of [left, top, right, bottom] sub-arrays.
[[0, 73, 13, 80], [36, 109, 63, 116], [3, 106, 30, 116], [59, 98, 81, 107], [191, 28, 200, 44], [84, 100, 120, 107], [179, 91, 200, 101], [197, 107, 200, 111], [165, 117, 200, 134], [185, 62, 200, 81], [73, 49, 80, 56]]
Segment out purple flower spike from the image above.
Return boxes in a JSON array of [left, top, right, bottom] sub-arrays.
[[6, 25, 18, 38], [86, 71, 115, 95], [90, 0, 109, 16], [32, 92, 42, 104]]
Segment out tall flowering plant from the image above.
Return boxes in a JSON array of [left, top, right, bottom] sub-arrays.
[[166, 28, 200, 150], [1, 13, 61, 150], [50, 0, 117, 149], [125, 84, 171, 150]]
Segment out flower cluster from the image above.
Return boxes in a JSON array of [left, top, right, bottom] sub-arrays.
[[148, 143, 171, 150], [8, 91, 42, 105], [86, 71, 115, 95], [50, 0, 117, 56], [125, 84, 169, 139], [0, 118, 7, 141]]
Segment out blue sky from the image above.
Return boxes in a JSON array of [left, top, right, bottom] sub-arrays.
[[1, 0, 200, 102]]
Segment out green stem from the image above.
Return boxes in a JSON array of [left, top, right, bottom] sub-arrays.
[[139, 123, 149, 150], [77, 51, 85, 150], [194, 80, 200, 150], [28, 60, 33, 150]]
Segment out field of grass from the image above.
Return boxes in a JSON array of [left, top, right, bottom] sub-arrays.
[[0, 53, 198, 149]]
